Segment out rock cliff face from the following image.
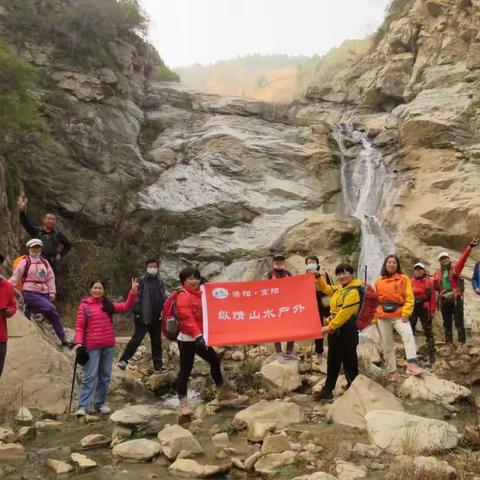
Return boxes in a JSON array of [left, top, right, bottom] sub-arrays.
[[1, 0, 480, 323]]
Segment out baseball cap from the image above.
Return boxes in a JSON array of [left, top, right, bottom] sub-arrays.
[[26, 238, 43, 248], [438, 252, 450, 260], [272, 253, 286, 261], [413, 262, 426, 270]]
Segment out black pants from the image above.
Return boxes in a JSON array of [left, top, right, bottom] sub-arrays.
[[120, 319, 163, 369], [325, 322, 358, 392], [176, 341, 223, 398], [440, 296, 465, 343], [0, 342, 6, 378], [410, 306, 435, 357], [314, 338, 324, 355]]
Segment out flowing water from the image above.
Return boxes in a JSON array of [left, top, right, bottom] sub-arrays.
[[332, 123, 395, 283]]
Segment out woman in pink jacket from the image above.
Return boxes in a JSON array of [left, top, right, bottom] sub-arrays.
[[74, 278, 138, 416]]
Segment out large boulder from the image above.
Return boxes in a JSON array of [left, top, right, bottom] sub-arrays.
[[112, 439, 161, 461], [2, 312, 73, 414], [110, 405, 176, 426], [157, 424, 203, 460], [398, 373, 471, 404], [260, 359, 301, 392], [232, 400, 303, 430], [365, 410, 459, 454], [327, 375, 404, 429]]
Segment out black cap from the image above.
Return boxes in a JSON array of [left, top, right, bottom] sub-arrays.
[[272, 253, 286, 261], [0, 254, 4, 265]]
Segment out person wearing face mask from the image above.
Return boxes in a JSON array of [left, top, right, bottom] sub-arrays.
[[118, 259, 167, 372], [433, 238, 479, 344], [375, 255, 421, 380], [264, 253, 295, 362], [314, 263, 362, 400], [9, 239, 70, 347], [0, 254, 17, 378], [305, 255, 333, 361]]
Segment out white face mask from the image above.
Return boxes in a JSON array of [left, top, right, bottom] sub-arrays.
[[29, 249, 41, 258], [147, 267, 158, 276], [306, 263, 318, 272]]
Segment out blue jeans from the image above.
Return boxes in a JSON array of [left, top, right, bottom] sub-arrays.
[[78, 347, 115, 410]]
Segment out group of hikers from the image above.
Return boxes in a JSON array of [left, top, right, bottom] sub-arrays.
[[0, 197, 479, 417]]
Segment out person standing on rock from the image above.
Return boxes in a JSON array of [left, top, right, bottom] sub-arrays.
[[17, 196, 71, 276], [473, 259, 480, 296], [73, 278, 138, 416], [0, 254, 17, 378], [305, 255, 332, 361], [117, 259, 167, 373], [375, 255, 422, 380], [433, 239, 479, 344], [264, 253, 295, 362], [175, 267, 236, 416], [9, 239, 71, 347], [314, 263, 362, 400], [410, 262, 436, 365]]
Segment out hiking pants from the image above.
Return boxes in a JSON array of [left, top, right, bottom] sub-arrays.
[[0, 342, 6, 378], [410, 306, 435, 358], [325, 322, 358, 392], [440, 296, 465, 343], [22, 291, 65, 343], [120, 318, 163, 370], [176, 341, 223, 398], [314, 338, 324, 355], [377, 317, 417, 374], [274, 342, 294, 354]]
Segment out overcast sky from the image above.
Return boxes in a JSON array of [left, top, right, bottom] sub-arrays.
[[140, 0, 391, 68]]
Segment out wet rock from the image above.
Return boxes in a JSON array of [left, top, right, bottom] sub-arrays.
[[398, 373, 471, 404], [365, 410, 459, 454], [194, 405, 209, 420], [247, 421, 275, 442], [84, 415, 100, 424], [233, 400, 303, 430], [254, 450, 297, 475], [15, 407, 33, 426], [390, 455, 457, 478], [352, 443, 382, 458], [157, 424, 203, 460], [335, 460, 367, 480], [212, 432, 229, 449], [80, 433, 111, 449], [244, 451, 262, 471], [110, 404, 176, 426], [45, 458, 73, 475], [0, 427, 18, 443], [327, 375, 404, 429], [260, 359, 302, 392], [70, 452, 97, 470], [168, 458, 231, 478], [0, 443, 26, 466], [261, 432, 292, 454], [112, 438, 161, 461]]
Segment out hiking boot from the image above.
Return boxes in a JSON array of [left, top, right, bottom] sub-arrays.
[[117, 360, 127, 371], [276, 352, 288, 364], [179, 398, 193, 417], [314, 387, 334, 401], [315, 353, 324, 363], [284, 352, 299, 361], [406, 363, 424, 376], [153, 366, 170, 374], [96, 404, 111, 414], [75, 408, 87, 417]]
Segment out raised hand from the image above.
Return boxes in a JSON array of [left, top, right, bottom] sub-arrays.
[[131, 278, 139, 293], [17, 196, 27, 211]]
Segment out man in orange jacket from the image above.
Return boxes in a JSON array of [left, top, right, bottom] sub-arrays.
[[433, 238, 479, 344]]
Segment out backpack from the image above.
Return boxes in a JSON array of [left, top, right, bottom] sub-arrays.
[[12, 255, 49, 291], [343, 283, 379, 330], [161, 289, 184, 341]]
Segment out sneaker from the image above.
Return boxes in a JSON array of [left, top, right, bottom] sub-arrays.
[[315, 353, 324, 363], [179, 398, 193, 417], [75, 408, 87, 417], [276, 353, 288, 364], [284, 352, 299, 361], [314, 387, 334, 401], [153, 366, 170, 374], [406, 363, 424, 376], [117, 360, 127, 370], [96, 404, 111, 414]]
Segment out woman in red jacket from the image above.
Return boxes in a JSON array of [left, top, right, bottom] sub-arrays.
[[0, 254, 17, 378], [74, 278, 138, 416], [175, 267, 232, 416]]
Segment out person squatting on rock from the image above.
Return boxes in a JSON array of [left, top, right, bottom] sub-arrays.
[[17, 196, 71, 276], [433, 238, 479, 344], [314, 263, 362, 400], [175, 267, 236, 417], [0, 254, 17, 378], [305, 254, 333, 361], [264, 253, 296, 362], [9, 239, 71, 347], [118, 259, 167, 373], [473, 259, 480, 296], [375, 255, 422, 380], [410, 262, 437, 365], [74, 278, 138, 416]]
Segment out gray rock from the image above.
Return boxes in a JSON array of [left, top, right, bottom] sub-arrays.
[[254, 450, 297, 475], [112, 438, 161, 461], [157, 424, 203, 460], [45, 458, 73, 475]]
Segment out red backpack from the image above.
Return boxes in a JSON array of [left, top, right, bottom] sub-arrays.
[[161, 289, 184, 341], [343, 283, 379, 330]]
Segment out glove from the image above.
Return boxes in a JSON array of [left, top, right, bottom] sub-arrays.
[[195, 335, 207, 349]]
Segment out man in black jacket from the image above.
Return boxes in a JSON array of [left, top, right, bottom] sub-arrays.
[[118, 259, 167, 372], [17, 196, 71, 274]]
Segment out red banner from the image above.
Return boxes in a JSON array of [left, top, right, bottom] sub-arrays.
[[201, 273, 322, 346]]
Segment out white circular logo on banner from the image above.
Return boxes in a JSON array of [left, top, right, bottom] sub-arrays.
[[212, 288, 229, 299]]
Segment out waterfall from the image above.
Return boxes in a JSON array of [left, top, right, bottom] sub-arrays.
[[332, 123, 395, 284]]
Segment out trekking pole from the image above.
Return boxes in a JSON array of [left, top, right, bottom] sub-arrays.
[[364, 265, 368, 283], [68, 359, 78, 414]]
